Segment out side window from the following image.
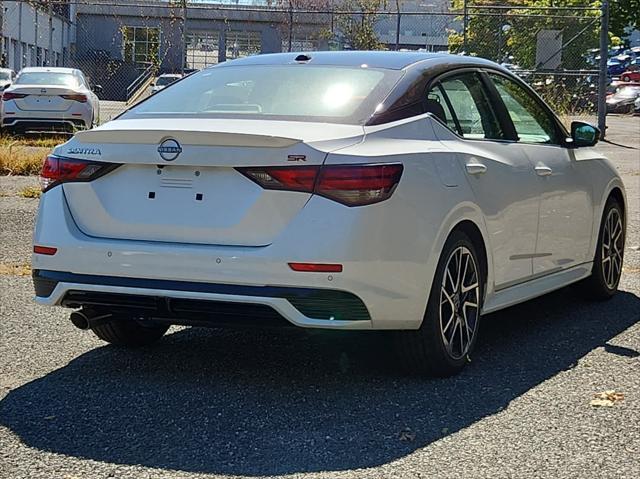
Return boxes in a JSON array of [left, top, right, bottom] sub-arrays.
[[489, 73, 558, 144], [426, 86, 458, 132], [433, 73, 504, 140]]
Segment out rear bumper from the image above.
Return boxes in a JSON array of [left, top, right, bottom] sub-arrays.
[[33, 269, 371, 329], [33, 185, 434, 330], [2, 117, 88, 132]]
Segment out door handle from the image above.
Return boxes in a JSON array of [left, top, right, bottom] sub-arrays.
[[465, 161, 487, 175], [535, 165, 553, 177]]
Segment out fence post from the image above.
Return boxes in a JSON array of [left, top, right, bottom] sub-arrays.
[[597, 0, 609, 138], [395, 0, 401, 51], [463, 0, 468, 53], [288, 3, 293, 52], [181, 0, 187, 75]]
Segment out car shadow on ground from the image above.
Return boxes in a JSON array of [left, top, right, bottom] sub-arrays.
[[1, 286, 639, 476]]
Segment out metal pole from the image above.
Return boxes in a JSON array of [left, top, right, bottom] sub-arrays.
[[48, 1, 54, 66], [182, 0, 187, 75], [288, 2, 293, 52], [462, 0, 468, 53], [395, 0, 401, 51], [597, 1, 609, 137]]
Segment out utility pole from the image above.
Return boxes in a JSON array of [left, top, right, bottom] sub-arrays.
[[597, 1, 609, 138], [288, 1, 293, 52]]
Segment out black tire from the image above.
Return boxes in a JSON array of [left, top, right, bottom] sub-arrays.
[[622, 75, 630, 82], [395, 230, 484, 377], [581, 197, 625, 300], [92, 318, 169, 347]]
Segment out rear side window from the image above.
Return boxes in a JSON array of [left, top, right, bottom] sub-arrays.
[[488, 73, 558, 144], [432, 73, 504, 140]]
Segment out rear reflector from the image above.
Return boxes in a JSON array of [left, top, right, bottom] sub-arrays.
[[2, 92, 28, 101], [40, 155, 121, 192], [238, 163, 403, 206], [61, 94, 88, 103], [289, 263, 343, 273], [33, 246, 58, 256]]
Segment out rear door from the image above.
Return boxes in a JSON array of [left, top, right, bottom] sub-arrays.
[[429, 72, 540, 289], [486, 72, 594, 275]]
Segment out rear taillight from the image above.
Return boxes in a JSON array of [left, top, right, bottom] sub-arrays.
[[2, 92, 27, 101], [40, 155, 120, 192], [237, 163, 403, 207], [60, 94, 88, 103]]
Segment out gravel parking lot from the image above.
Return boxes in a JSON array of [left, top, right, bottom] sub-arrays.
[[0, 116, 638, 479]]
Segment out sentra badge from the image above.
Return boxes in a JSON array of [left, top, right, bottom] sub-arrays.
[[67, 147, 101, 156]]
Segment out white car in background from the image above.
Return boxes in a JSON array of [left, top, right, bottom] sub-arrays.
[[0, 68, 16, 91], [152, 74, 182, 93], [32, 52, 626, 376], [1, 67, 100, 133]]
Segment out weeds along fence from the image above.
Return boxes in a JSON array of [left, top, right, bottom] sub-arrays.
[[1, 1, 606, 125]]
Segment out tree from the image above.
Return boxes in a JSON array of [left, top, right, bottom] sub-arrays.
[[449, 0, 601, 70], [609, 0, 640, 40], [336, 0, 388, 50]]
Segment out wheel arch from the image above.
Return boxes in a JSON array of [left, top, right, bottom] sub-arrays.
[[451, 220, 489, 291]]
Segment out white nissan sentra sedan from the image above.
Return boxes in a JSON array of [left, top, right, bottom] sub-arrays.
[[32, 52, 626, 376], [1, 67, 100, 133]]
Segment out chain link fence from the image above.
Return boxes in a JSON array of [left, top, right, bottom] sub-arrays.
[[1, 1, 607, 126]]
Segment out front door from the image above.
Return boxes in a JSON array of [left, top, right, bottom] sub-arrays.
[[487, 72, 594, 275]]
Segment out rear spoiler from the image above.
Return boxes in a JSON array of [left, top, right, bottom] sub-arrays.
[[74, 129, 301, 148]]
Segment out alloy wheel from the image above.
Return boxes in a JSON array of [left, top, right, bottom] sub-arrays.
[[439, 246, 480, 360], [601, 208, 624, 289]]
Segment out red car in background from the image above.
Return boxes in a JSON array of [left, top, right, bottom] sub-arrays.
[[621, 70, 640, 83]]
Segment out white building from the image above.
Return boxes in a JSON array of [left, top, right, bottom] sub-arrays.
[[1, 1, 73, 71]]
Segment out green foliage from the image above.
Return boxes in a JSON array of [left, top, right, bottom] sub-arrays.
[[609, 0, 640, 39], [449, 0, 601, 70], [337, 0, 387, 50]]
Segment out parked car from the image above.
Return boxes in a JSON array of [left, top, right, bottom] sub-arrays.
[[32, 52, 626, 376], [620, 70, 640, 83], [1, 67, 101, 133], [152, 73, 182, 93], [606, 84, 640, 113], [607, 59, 628, 76], [0, 68, 16, 91], [635, 96, 640, 115]]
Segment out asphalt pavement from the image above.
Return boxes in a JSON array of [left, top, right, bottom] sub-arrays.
[[0, 115, 638, 479]]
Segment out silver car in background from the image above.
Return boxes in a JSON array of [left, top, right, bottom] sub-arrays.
[[0, 68, 16, 92], [1, 67, 100, 134]]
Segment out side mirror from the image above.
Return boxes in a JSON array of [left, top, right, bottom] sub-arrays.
[[93, 84, 103, 94], [570, 121, 600, 147]]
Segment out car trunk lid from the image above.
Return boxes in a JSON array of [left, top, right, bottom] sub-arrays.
[[59, 118, 364, 246]]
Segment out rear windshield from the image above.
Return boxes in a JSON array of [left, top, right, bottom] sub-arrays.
[[125, 65, 402, 125], [16, 72, 79, 87]]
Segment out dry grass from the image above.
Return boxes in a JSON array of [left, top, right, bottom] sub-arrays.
[[19, 186, 41, 198], [0, 145, 50, 176], [0, 263, 31, 276], [0, 134, 68, 149]]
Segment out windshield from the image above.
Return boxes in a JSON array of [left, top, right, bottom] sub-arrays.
[[16, 72, 79, 87], [125, 65, 402, 125], [156, 76, 179, 86], [0, 72, 11, 81]]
